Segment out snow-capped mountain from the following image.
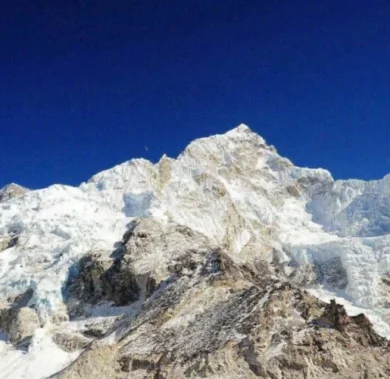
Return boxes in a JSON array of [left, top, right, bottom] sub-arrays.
[[1, 124, 390, 378]]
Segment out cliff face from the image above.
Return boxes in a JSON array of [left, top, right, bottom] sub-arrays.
[[1, 125, 390, 378]]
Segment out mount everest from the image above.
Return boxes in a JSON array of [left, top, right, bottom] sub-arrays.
[[1, 124, 390, 378]]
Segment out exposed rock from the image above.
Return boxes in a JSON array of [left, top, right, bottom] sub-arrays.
[[66, 251, 117, 316], [0, 235, 18, 252], [52, 331, 93, 352], [65, 250, 141, 317], [50, 312, 70, 325], [316, 299, 388, 347], [0, 301, 9, 331], [0, 288, 36, 344], [54, 244, 390, 379], [286, 184, 300, 197], [8, 307, 40, 345], [65, 218, 213, 318], [51, 346, 122, 379], [0, 183, 28, 202], [14, 288, 35, 306], [122, 218, 213, 279]]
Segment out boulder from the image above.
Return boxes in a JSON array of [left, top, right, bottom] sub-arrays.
[[8, 307, 40, 345], [0, 288, 36, 342], [52, 331, 92, 352]]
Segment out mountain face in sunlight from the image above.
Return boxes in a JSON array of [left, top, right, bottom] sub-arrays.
[[1, 125, 390, 378]]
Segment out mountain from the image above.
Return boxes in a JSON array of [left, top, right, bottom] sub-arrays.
[[1, 124, 390, 378]]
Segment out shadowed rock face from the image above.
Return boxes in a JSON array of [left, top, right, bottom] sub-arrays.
[[65, 251, 141, 317], [64, 218, 211, 318], [53, 219, 390, 379]]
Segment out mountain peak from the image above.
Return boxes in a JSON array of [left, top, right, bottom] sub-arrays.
[[224, 123, 267, 146], [224, 123, 254, 136], [233, 123, 252, 133]]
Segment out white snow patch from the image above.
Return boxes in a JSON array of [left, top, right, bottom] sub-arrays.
[[0, 327, 80, 379]]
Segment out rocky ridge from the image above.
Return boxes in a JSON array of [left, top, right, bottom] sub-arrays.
[[52, 219, 390, 378]]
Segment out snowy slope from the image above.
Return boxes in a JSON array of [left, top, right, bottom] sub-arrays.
[[1, 124, 390, 378]]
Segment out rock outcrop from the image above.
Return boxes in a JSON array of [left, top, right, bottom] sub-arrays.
[[65, 248, 142, 317], [65, 218, 213, 318], [52, 331, 93, 353], [8, 307, 40, 345], [0, 183, 28, 202], [52, 222, 390, 379], [54, 256, 390, 378], [0, 289, 40, 346], [0, 235, 18, 252]]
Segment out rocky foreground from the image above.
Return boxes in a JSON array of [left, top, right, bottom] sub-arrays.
[[46, 219, 390, 378]]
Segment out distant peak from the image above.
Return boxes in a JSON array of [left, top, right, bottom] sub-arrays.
[[224, 123, 268, 145], [0, 183, 29, 202], [0, 183, 26, 191]]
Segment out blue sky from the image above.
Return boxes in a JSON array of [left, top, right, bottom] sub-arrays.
[[1, 0, 390, 189]]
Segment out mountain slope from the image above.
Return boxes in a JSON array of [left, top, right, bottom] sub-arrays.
[[1, 124, 390, 378]]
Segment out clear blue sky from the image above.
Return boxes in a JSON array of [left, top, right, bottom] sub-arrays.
[[1, 0, 390, 189]]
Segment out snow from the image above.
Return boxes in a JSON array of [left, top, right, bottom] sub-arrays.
[[1, 124, 390, 377], [0, 327, 80, 379]]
